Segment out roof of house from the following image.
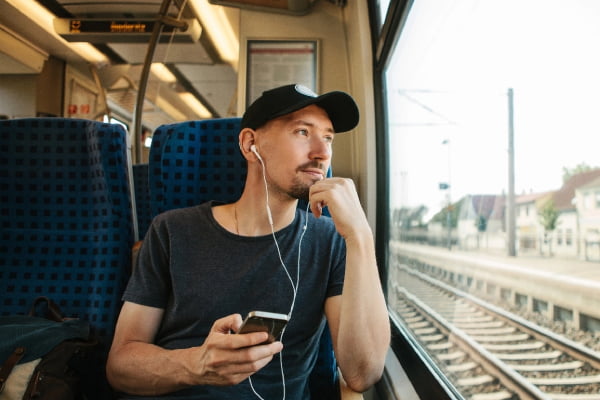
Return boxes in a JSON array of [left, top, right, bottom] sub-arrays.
[[460, 194, 505, 220], [552, 169, 600, 210], [516, 191, 553, 205], [577, 175, 600, 191]]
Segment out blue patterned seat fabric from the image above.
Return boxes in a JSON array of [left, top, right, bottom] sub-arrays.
[[149, 119, 247, 215], [148, 118, 339, 399], [0, 118, 134, 341]]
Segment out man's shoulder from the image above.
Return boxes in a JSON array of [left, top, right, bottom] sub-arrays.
[[152, 202, 212, 228], [155, 204, 203, 220]]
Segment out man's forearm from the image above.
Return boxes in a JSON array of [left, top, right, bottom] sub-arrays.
[[107, 342, 199, 396], [335, 231, 390, 391]]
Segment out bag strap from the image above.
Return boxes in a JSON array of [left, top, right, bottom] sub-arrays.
[[27, 296, 64, 322], [0, 346, 26, 394]]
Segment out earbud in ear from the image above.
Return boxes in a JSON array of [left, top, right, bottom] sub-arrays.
[[250, 144, 262, 161]]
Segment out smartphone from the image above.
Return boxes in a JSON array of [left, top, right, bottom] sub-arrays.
[[238, 311, 289, 343]]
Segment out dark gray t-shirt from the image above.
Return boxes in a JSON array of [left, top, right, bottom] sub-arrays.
[[122, 201, 346, 399]]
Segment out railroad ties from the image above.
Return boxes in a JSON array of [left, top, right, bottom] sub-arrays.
[[390, 265, 600, 400]]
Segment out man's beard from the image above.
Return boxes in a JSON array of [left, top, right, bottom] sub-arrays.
[[287, 179, 311, 201], [278, 161, 326, 202]]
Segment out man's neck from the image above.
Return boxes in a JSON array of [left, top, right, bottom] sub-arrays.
[[212, 195, 298, 237], [233, 194, 298, 236]]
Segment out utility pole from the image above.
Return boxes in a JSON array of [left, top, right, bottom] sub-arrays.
[[507, 88, 516, 256], [441, 139, 452, 250]]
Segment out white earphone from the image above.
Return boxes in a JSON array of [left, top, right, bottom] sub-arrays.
[[250, 144, 262, 161]]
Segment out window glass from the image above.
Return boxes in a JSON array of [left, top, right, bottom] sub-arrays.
[[384, 0, 600, 397], [106, 116, 129, 133], [374, 0, 391, 31], [379, 0, 391, 21]]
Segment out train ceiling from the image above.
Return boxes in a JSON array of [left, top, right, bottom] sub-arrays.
[[0, 0, 239, 121]]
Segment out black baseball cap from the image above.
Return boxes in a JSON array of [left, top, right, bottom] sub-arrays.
[[241, 84, 359, 133]]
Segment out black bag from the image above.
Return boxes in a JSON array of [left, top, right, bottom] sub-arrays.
[[0, 297, 100, 400]]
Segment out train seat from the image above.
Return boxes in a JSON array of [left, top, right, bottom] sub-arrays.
[[0, 117, 134, 343], [145, 117, 361, 399]]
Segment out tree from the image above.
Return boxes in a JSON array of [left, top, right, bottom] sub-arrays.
[[430, 200, 460, 228], [474, 214, 488, 249], [429, 200, 460, 249], [476, 215, 488, 232], [538, 199, 559, 256]]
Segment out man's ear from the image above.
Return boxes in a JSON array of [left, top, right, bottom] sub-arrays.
[[238, 128, 257, 160]]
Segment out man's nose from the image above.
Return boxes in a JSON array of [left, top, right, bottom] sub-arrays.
[[309, 137, 332, 161]]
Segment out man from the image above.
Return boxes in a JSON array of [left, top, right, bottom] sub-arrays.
[[106, 84, 390, 399]]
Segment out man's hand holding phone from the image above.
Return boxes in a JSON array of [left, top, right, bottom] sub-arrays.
[[194, 313, 283, 386], [237, 311, 288, 344]]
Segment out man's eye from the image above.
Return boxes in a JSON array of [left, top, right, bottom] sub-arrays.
[[324, 135, 334, 143], [297, 129, 309, 136]]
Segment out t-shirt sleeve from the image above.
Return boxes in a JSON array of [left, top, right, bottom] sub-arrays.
[[122, 215, 172, 309]]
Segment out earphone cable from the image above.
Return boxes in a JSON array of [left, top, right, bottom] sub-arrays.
[[259, 157, 297, 294], [249, 159, 310, 400]]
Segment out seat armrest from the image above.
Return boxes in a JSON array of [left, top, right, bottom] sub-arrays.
[[131, 241, 143, 271]]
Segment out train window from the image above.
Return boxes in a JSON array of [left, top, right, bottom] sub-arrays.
[[104, 115, 128, 133], [382, 1, 600, 398], [374, 0, 391, 31]]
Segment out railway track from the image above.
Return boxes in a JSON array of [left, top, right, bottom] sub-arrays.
[[390, 264, 600, 400]]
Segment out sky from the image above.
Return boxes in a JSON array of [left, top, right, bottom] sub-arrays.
[[385, 0, 600, 215]]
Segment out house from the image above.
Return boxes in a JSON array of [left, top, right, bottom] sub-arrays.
[[456, 194, 505, 250], [515, 191, 553, 253], [574, 176, 600, 261], [425, 169, 600, 260], [536, 169, 600, 258]]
